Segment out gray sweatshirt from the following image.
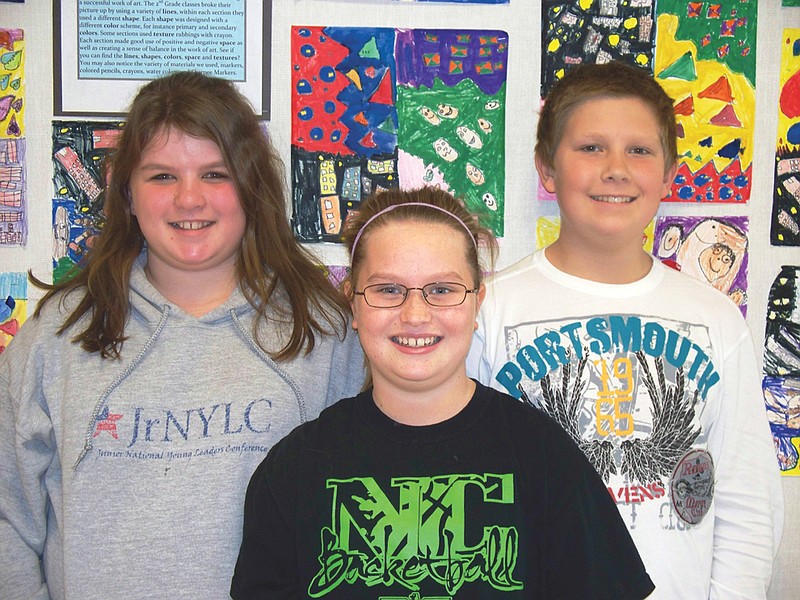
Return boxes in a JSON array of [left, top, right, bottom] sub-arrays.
[[0, 255, 365, 599]]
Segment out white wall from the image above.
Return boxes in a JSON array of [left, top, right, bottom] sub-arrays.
[[1, 0, 798, 596]]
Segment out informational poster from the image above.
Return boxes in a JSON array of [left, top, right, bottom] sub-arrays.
[[291, 26, 508, 243], [652, 215, 749, 316], [389, 0, 508, 3], [0, 28, 26, 247], [763, 266, 800, 475], [55, 0, 270, 117], [771, 29, 800, 246], [51, 121, 123, 281]]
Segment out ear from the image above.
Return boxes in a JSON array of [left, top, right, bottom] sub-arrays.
[[535, 153, 557, 194], [125, 183, 136, 216], [475, 282, 486, 314], [662, 163, 678, 198], [342, 278, 359, 330]]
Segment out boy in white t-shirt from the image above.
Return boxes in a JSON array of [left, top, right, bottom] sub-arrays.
[[468, 61, 782, 599]]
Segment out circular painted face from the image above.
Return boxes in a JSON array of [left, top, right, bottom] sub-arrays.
[[351, 219, 484, 400], [698, 243, 734, 282], [129, 126, 246, 287]]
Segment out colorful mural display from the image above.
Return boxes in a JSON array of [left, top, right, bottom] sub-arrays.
[[763, 266, 800, 475], [655, 0, 756, 204], [291, 26, 508, 242], [0, 271, 26, 354], [771, 29, 800, 246], [0, 28, 26, 247], [652, 215, 749, 315], [52, 121, 123, 282]]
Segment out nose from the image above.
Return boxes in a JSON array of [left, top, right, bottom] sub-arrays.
[[174, 178, 205, 210], [602, 150, 630, 182], [399, 288, 432, 323]]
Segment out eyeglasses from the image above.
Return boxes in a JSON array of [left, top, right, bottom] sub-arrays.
[[354, 282, 478, 308]]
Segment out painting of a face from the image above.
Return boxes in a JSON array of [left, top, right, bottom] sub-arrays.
[[433, 138, 458, 162]]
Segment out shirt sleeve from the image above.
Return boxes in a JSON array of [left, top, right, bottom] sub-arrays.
[[708, 328, 783, 599], [231, 447, 301, 599], [0, 330, 54, 600]]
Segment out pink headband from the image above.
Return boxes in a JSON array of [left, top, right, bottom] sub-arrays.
[[350, 202, 478, 257]]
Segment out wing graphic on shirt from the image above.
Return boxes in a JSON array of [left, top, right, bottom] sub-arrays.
[[619, 352, 701, 485], [523, 349, 618, 482]]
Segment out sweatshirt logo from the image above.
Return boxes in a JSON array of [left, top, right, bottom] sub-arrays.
[[93, 407, 123, 439], [91, 398, 273, 449], [309, 473, 521, 598]]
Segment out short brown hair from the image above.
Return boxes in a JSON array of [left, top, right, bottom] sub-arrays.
[[536, 62, 678, 173], [341, 187, 497, 290]]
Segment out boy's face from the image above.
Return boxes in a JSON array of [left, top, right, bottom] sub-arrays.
[[536, 96, 676, 251]]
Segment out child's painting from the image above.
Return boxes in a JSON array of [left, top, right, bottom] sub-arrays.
[[1, 28, 26, 247], [653, 215, 748, 315], [770, 29, 800, 246], [0, 137, 25, 246], [762, 265, 800, 475], [541, 0, 657, 98], [0, 28, 24, 139], [52, 121, 123, 282], [655, 0, 757, 204], [291, 26, 508, 242], [0, 271, 26, 354]]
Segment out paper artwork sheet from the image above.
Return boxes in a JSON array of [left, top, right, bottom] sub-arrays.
[[52, 121, 123, 281], [763, 266, 800, 475], [291, 26, 508, 242], [0, 28, 26, 247], [770, 29, 800, 246], [538, 1, 757, 204], [652, 215, 749, 316], [655, 0, 756, 204], [0, 271, 26, 354]]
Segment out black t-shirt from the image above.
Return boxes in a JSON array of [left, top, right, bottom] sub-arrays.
[[232, 382, 654, 599]]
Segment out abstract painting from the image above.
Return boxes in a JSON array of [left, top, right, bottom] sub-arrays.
[[541, 0, 657, 98], [52, 121, 123, 282], [0, 271, 26, 354], [1, 28, 26, 247], [770, 29, 800, 246], [763, 266, 800, 475], [291, 26, 508, 242], [655, 0, 757, 203]]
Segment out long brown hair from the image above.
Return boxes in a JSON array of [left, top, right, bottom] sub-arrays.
[[33, 71, 349, 360]]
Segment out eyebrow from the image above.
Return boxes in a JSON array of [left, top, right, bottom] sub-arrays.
[[363, 271, 467, 283], [137, 160, 229, 171]]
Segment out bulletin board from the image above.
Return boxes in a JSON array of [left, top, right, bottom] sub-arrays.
[[0, 1, 798, 597]]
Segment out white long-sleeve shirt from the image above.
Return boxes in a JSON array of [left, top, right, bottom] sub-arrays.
[[468, 249, 783, 599]]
